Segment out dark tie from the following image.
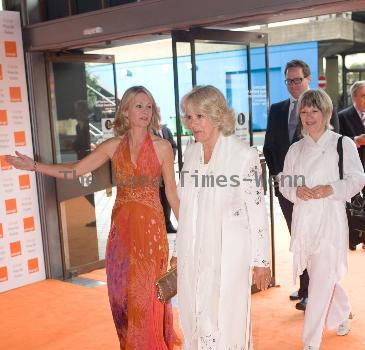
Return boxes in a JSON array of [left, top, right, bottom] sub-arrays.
[[288, 100, 298, 142]]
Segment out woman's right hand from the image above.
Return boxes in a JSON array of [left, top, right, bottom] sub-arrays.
[[296, 186, 315, 201], [170, 256, 177, 269], [6, 151, 35, 171]]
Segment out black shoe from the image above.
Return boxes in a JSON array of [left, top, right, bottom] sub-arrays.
[[166, 225, 177, 233], [289, 290, 300, 301], [86, 220, 96, 227], [349, 245, 356, 251], [295, 297, 308, 311]]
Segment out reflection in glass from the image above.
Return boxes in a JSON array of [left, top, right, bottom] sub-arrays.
[[49, 60, 117, 273]]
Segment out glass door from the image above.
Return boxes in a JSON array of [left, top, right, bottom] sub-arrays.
[[171, 28, 276, 286], [172, 29, 270, 157], [45, 53, 118, 277]]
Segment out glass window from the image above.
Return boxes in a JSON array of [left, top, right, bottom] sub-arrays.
[[75, 0, 102, 14], [45, 0, 70, 20], [345, 53, 365, 70]]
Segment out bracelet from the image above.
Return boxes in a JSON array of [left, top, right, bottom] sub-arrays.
[[32, 161, 37, 172]]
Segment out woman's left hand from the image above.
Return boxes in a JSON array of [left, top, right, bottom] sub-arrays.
[[253, 266, 271, 291], [312, 185, 333, 199]]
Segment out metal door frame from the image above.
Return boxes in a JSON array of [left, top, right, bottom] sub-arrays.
[[44, 52, 118, 277]]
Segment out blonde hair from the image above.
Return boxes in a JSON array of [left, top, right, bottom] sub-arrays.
[[181, 85, 236, 136], [297, 89, 333, 130], [114, 86, 160, 136]]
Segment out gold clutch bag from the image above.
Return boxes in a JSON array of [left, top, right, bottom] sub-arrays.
[[155, 266, 177, 303]]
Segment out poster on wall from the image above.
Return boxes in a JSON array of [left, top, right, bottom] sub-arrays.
[[0, 11, 46, 293], [101, 117, 115, 141], [235, 112, 249, 143]]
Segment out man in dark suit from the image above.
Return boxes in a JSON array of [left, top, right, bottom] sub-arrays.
[[263, 60, 339, 311], [156, 123, 178, 233], [339, 80, 365, 250]]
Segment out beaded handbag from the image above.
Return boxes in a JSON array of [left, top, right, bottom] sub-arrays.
[[155, 266, 177, 303]]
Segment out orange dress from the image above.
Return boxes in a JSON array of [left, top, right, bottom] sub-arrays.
[[106, 133, 175, 349]]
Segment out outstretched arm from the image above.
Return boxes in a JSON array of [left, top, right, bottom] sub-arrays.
[[6, 137, 119, 180]]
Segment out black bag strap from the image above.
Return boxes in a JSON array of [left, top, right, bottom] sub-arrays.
[[337, 136, 344, 180]]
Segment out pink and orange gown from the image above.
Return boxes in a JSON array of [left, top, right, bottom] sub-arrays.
[[106, 133, 175, 349]]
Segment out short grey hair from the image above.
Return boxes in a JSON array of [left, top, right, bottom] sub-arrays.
[[297, 89, 333, 130], [350, 80, 365, 98]]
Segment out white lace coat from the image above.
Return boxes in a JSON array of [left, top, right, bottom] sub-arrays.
[[176, 134, 270, 350]]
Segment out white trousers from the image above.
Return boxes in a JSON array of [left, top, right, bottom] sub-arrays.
[[302, 247, 350, 348]]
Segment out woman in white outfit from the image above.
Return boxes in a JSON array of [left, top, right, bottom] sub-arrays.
[[171, 85, 271, 350], [280, 89, 365, 350]]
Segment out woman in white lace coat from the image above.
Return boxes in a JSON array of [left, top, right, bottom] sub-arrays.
[[171, 85, 271, 349], [280, 89, 365, 350]]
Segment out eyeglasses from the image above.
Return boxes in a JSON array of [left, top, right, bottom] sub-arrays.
[[284, 77, 305, 86]]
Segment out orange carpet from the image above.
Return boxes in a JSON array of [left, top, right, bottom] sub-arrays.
[[79, 268, 107, 282], [1, 219, 365, 349]]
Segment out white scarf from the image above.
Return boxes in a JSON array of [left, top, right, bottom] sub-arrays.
[[177, 134, 252, 349]]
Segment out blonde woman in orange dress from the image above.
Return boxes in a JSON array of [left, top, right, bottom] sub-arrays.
[[6, 86, 179, 349]]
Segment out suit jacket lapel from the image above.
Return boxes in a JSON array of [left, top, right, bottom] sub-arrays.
[[348, 106, 365, 166], [349, 105, 365, 133]]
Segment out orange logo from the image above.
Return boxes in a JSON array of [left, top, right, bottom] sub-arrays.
[[0, 64, 2, 80], [0, 155, 12, 170], [0, 266, 8, 282], [0, 223, 3, 239], [19, 174, 31, 190], [23, 217, 35, 232], [4, 41, 17, 57], [5, 198, 17, 215], [10, 241, 22, 257], [0, 110, 7, 126], [28, 258, 39, 274], [9, 87, 21, 102], [14, 131, 26, 147]]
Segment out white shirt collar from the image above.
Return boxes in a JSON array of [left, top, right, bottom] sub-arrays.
[[303, 129, 331, 147]]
